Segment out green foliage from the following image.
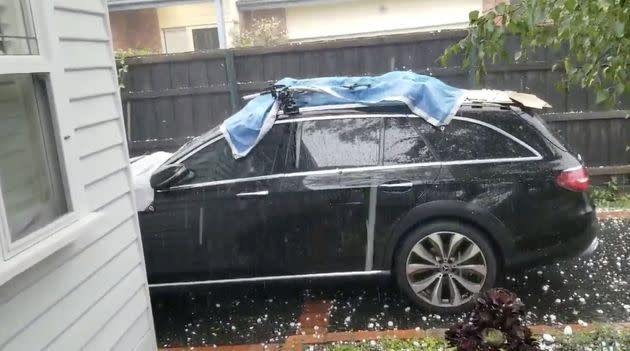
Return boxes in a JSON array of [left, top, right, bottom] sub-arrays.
[[324, 337, 448, 351], [591, 178, 630, 209], [319, 326, 630, 351], [553, 325, 630, 350], [591, 179, 620, 204], [439, 0, 630, 106], [114, 48, 154, 89], [232, 17, 288, 48]]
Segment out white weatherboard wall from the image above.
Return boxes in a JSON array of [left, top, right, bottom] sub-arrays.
[[285, 0, 481, 41], [0, 1, 157, 350]]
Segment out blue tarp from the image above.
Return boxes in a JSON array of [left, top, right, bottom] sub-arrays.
[[220, 71, 467, 158]]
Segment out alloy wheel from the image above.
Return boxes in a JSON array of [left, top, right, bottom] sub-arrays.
[[405, 231, 487, 308]]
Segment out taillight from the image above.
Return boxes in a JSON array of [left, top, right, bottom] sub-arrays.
[[556, 166, 591, 192]]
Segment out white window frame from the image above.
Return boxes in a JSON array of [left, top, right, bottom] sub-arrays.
[[161, 24, 218, 53], [0, 1, 100, 283]]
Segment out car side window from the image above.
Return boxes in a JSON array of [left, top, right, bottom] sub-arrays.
[[419, 119, 536, 161], [180, 124, 289, 183], [383, 117, 436, 165], [294, 118, 381, 171]]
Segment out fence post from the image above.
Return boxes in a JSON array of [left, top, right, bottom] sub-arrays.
[[125, 100, 132, 143], [225, 50, 239, 113]]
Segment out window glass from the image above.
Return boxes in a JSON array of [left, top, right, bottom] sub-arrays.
[[420, 119, 535, 161], [458, 109, 551, 155], [163, 28, 189, 53], [0, 0, 38, 55], [192, 27, 220, 51], [0, 74, 67, 243], [383, 117, 435, 165], [181, 124, 289, 183], [297, 118, 381, 171]]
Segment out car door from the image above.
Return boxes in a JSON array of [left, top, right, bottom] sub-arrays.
[[262, 117, 382, 275], [139, 183, 203, 283], [169, 123, 291, 281], [421, 115, 545, 246], [372, 117, 442, 268]]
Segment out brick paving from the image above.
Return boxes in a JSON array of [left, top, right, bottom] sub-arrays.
[[297, 300, 332, 335], [597, 210, 630, 220]]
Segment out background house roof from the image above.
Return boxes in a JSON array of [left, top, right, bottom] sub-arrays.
[[107, 0, 209, 11], [236, 0, 358, 10]]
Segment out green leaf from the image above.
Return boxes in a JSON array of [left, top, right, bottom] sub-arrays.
[[495, 3, 508, 15], [564, 58, 577, 75], [614, 83, 625, 95], [485, 20, 496, 33], [614, 21, 625, 38], [439, 55, 448, 67], [514, 50, 522, 61], [469, 10, 480, 22], [595, 89, 610, 104]]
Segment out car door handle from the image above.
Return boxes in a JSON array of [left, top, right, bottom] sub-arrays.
[[236, 190, 269, 198], [378, 182, 413, 192], [379, 182, 413, 188]]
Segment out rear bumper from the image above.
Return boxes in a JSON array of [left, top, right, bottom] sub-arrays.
[[507, 212, 598, 268]]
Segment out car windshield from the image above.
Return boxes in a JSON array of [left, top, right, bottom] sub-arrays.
[[164, 125, 221, 164]]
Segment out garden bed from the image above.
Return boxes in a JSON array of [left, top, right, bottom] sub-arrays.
[[312, 325, 630, 351]]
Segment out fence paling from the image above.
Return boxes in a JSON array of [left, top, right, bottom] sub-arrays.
[[120, 30, 630, 170]]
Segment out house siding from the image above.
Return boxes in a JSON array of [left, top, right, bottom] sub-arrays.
[[110, 8, 163, 52], [283, 0, 481, 41], [0, 0, 156, 350]]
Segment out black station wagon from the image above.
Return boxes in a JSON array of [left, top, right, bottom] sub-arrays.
[[139, 99, 598, 312]]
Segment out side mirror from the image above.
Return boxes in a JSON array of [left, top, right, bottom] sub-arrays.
[[150, 164, 190, 190]]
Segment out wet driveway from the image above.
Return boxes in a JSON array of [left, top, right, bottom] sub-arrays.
[[151, 218, 630, 348]]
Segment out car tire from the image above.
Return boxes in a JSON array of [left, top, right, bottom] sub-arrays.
[[394, 220, 499, 313]]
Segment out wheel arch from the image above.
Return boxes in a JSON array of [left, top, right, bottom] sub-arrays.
[[379, 200, 514, 272]]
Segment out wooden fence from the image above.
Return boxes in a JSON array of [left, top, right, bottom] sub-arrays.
[[120, 30, 630, 171]]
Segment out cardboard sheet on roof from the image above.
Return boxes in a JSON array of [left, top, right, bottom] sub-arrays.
[[464, 89, 552, 109]]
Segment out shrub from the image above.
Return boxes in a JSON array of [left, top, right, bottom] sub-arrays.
[[325, 337, 448, 351], [232, 17, 288, 48], [445, 288, 540, 351], [319, 326, 630, 351], [552, 326, 630, 351]]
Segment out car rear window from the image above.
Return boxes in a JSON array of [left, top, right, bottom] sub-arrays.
[[458, 109, 555, 157], [419, 118, 538, 161]]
